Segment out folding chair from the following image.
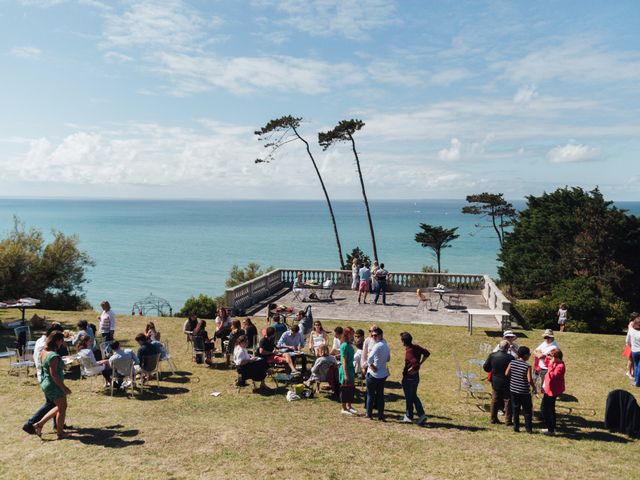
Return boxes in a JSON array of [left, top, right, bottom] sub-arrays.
[[78, 354, 105, 391], [135, 353, 161, 394], [99, 341, 112, 360], [110, 360, 135, 396], [160, 340, 177, 375], [416, 289, 432, 312], [14, 326, 31, 356], [192, 336, 206, 364]]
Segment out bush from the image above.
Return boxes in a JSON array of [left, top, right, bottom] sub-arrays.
[[178, 294, 218, 319], [225, 263, 273, 288], [513, 300, 554, 330], [345, 247, 371, 267]]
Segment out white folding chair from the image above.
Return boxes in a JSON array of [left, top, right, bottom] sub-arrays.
[[110, 359, 135, 396], [160, 341, 177, 375], [78, 354, 105, 391]]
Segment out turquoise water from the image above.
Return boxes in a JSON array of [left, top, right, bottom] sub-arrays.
[[1, 198, 638, 313]]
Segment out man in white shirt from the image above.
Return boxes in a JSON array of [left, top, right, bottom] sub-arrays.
[[493, 330, 520, 357], [98, 300, 116, 341], [533, 329, 559, 388], [366, 327, 391, 420], [108, 341, 139, 388]]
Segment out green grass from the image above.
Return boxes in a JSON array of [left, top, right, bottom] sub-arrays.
[[0, 309, 637, 480]]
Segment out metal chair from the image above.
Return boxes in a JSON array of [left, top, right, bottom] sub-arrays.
[[160, 340, 177, 374], [135, 353, 161, 394], [99, 341, 113, 360], [14, 325, 31, 355], [78, 353, 105, 391], [192, 335, 206, 364], [416, 289, 432, 312], [110, 359, 135, 396]]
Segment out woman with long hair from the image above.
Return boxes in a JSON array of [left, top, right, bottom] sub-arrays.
[[307, 320, 327, 356], [33, 332, 72, 439], [339, 327, 357, 415]]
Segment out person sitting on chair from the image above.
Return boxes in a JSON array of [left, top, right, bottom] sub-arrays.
[[257, 327, 299, 373], [306, 345, 338, 388], [242, 318, 258, 350], [270, 315, 288, 337], [293, 272, 309, 302], [234, 335, 269, 390], [225, 320, 245, 368], [277, 324, 307, 373], [192, 320, 215, 364], [307, 320, 328, 356], [108, 341, 138, 388], [73, 320, 95, 350], [214, 307, 232, 351], [183, 312, 198, 335], [145, 322, 159, 342], [77, 335, 113, 387]]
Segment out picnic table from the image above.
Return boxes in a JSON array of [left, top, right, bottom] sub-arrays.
[[466, 309, 510, 335], [304, 283, 334, 301], [0, 297, 41, 323]]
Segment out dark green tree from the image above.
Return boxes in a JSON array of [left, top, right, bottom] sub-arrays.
[[255, 116, 345, 268], [0, 217, 94, 309], [319, 119, 378, 262], [345, 246, 371, 268], [462, 192, 517, 246], [225, 263, 273, 288], [414, 224, 459, 273], [498, 187, 640, 305]]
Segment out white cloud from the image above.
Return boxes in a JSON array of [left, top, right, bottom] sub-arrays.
[[103, 0, 208, 51], [104, 51, 133, 63], [513, 85, 537, 104], [9, 46, 42, 59], [546, 141, 601, 164], [255, 0, 399, 40], [438, 138, 462, 161], [430, 68, 470, 86], [155, 52, 365, 95]]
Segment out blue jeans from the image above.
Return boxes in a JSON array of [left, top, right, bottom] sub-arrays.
[[366, 373, 387, 419], [402, 373, 424, 419], [374, 282, 386, 304], [633, 351, 640, 387], [27, 397, 56, 427]]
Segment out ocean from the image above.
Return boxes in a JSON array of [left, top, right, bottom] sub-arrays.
[[1, 198, 638, 314]]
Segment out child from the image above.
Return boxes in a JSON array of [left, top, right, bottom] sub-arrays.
[[557, 303, 568, 332], [330, 326, 343, 356], [505, 346, 535, 433]]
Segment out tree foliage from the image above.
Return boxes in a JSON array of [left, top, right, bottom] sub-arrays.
[[414, 224, 459, 273], [499, 187, 640, 332], [255, 115, 345, 268], [345, 246, 371, 267], [225, 262, 273, 288], [178, 294, 218, 319], [318, 119, 379, 262], [462, 192, 517, 246], [0, 217, 94, 309]]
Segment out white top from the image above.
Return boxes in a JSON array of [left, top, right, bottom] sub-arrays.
[[535, 340, 559, 370], [626, 328, 640, 353], [78, 348, 105, 375], [34, 335, 47, 382], [311, 332, 326, 348], [234, 346, 250, 366], [558, 308, 568, 321], [99, 309, 116, 333], [361, 336, 376, 368], [332, 337, 341, 351], [215, 315, 232, 330], [353, 348, 362, 368]]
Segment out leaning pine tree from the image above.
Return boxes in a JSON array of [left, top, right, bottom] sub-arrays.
[[255, 115, 345, 268], [319, 119, 379, 262]]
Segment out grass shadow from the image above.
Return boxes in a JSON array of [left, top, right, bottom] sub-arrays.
[[134, 385, 190, 401], [423, 421, 488, 432], [65, 424, 145, 448]]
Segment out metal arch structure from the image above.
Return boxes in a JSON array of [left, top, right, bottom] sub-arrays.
[[131, 293, 173, 317]]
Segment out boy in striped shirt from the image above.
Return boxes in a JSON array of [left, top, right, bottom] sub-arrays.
[[505, 346, 535, 433]]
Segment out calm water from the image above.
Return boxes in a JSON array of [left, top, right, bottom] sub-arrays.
[[1, 198, 638, 313]]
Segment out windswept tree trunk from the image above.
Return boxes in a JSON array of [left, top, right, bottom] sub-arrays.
[[436, 250, 441, 273], [293, 127, 345, 268], [348, 133, 378, 262]]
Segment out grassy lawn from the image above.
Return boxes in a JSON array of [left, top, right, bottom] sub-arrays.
[[0, 308, 637, 480]]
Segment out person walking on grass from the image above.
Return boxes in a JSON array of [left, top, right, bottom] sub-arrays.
[[366, 327, 390, 420], [540, 349, 565, 435], [483, 340, 513, 426], [339, 327, 357, 415], [400, 332, 430, 425], [33, 332, 72, 439], [357, 263, 371, 304], [624, 312, 639, 381], [505, 346, 535, 433], [557, 303, 568, 332]]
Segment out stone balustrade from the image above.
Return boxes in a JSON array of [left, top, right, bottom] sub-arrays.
[[482, 275, 512, 328]]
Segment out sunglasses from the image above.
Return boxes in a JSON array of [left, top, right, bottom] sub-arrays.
[[371, 333, 379, 337]]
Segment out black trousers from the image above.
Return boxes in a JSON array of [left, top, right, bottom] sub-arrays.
[[541, 394, 557, 432], [511, 393, 533, 432]]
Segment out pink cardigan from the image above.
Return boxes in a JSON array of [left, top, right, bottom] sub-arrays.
[[543, 360, 566, 397]]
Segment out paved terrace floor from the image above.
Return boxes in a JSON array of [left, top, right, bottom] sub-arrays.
[[255, 289, 501, 329]]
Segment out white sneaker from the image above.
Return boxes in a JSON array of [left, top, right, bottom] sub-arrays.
[[416, 414, 427, 425], [348, 408, 358, 415], [401, 415, 413, 423], [341, 409, 354, 415], [498, 410, 505, 416]]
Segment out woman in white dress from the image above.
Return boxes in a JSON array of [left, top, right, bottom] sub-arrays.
[[307, 320, 328, 356], [351, 259, 360, 290]]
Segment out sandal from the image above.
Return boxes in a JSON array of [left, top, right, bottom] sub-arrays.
[[34, 424, 43, 438]]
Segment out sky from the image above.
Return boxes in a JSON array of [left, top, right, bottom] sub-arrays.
[[1, 0, 639, 200]]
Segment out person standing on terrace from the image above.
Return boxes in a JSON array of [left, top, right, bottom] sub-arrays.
[[351, 259, 360, 290], [357, 263, 371, 304], [293, 272, 309, 302]]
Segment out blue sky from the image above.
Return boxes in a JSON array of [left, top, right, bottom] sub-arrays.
[[1, 0, 639, 200]]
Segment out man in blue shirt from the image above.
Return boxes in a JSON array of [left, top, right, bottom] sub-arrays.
[[366, 327, 391, 420], [135, 333, 160, 368], [277, 324, 307, 373], [358, 263, 372, 304]]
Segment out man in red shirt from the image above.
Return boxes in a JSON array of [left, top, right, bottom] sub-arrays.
[[400, 332, 430, 425]]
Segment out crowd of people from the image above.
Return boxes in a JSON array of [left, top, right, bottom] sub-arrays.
[[22, 300, 166, 439], [351, 260, 391, 305], [20, 294, 640, 441]]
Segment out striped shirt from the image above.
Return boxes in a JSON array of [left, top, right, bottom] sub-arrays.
[[509, 358, 531, 394]]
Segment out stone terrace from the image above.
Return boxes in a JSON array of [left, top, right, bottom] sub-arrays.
[[255, 289, 498, 328]]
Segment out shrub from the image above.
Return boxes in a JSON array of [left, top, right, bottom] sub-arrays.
[[225, 263, 273, 288], [178, 294, 218, 319], [345, 247, 371, 268]]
